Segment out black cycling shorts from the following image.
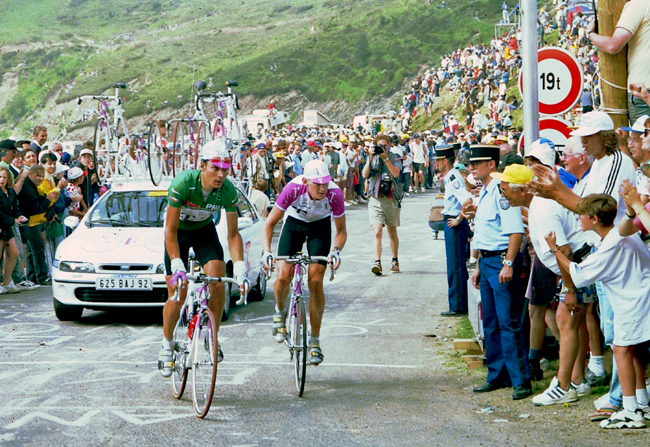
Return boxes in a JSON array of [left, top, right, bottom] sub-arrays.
[[277, 215, 331, 266], [164, 222, 224, 275]]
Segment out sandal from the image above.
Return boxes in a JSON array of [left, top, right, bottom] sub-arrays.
[[589, 405, 619, 422]]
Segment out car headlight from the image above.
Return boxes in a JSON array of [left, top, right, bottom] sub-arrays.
[[59, 261, 95, 273], [156, 263, 166, 274]]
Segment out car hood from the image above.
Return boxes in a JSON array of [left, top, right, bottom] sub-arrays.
[[56, 226, 164, 263]]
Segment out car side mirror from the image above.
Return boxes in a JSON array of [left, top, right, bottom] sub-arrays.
[[238, 217, 253, 231], [64, 216, 80, 229]]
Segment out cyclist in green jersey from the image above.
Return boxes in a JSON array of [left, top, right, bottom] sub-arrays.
[[158, 140, 248, 377]]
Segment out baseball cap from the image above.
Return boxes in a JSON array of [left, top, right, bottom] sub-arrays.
[[303, 160, 331, 184], [525, 138, 556, 167], [499, 152, 524, 170], [490, 164, 534, 185], [621, 115, 650, 133], [67, 166, 84, 180], [273, 151, 285, 158], [0, 139, 17, 151], [570, 111, 614, 136], [79, 149, 93, 157], [200, 139, 231, 169], [306, 140, 318, 147], [54, 162, 69, 175]]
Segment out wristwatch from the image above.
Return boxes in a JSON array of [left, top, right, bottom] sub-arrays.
[[502, 259, 513, 267]]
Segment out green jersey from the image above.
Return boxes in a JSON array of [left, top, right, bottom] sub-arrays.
[[167, 170, 238, 231]]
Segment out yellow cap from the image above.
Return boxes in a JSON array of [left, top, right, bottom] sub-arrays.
[[273, 151, 285, 158], [490, 164, 534, 185]]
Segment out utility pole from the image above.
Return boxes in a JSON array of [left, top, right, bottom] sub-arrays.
[[520, 0, 538, 155], [597, 0, 628, 128]]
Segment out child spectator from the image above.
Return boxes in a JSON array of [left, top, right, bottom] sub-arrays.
[[65, 167, 87, 220]]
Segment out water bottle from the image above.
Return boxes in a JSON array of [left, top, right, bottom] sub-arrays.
[[188, 314, 198, 339]]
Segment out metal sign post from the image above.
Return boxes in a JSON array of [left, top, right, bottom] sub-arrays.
[[520, 0, 539, 155]]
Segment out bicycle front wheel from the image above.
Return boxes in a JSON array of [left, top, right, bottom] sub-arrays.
[[293, 296, 307, 397], [171, 308, 190, 399], [93, 117, 110, 184], [193, 122, 210, 169], [147, 122, 166, 185], [171, 121, 186, 176], [191, 308, 218, 418]]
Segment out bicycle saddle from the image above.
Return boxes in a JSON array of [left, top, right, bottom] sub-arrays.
[[195, 80, 207, 91], [226, 80, 238, 87], [114, 83, 127, 89]]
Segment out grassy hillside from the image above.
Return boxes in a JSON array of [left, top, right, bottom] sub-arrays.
[[0, 0, 505, 136]]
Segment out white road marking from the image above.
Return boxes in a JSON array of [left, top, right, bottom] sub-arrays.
[[0, 361, 416, 368], [4, 410, 101, 429]]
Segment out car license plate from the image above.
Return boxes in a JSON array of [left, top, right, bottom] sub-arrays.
[[96, 276, 153, 290]]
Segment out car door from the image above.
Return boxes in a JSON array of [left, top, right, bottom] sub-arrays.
[[235, 189, 262, 280]]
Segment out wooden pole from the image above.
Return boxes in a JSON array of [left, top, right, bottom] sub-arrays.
[[597, 0, 628, 128]]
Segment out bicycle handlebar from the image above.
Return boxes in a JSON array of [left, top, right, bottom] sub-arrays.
[[171, 273, 250, 304], [274, 255, 336, 281]]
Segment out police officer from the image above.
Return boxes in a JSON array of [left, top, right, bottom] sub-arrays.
[[435, 144, 472, 316], [463, 145, 531, 400]]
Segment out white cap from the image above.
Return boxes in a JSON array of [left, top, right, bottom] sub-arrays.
[[67, 166, 84, 180], [621, 114, 650, 134], [79, 149, 93, 157], [525, 139, 556, 167], [54, 162, 69, 175], [303, 160, 331, 184], [570, 111, 614, 136], [200, 139, 229, 160], [334, 141, 343, 149], [564, 136, 585, 156]]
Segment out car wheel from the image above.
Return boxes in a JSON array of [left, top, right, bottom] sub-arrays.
[[248, 270, 266, 302], [53, 298, 83, 321]]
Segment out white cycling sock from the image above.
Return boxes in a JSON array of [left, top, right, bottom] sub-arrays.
[[309, 335, 320, 346], [588, 355, 605, 376], [636, 388, 650, 406], [161, 338, 173, 350]]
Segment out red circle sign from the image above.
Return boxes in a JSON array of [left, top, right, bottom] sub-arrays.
[[518, 47, 584, 116], [518, 117, 573, 155]]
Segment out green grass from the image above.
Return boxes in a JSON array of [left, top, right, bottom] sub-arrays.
[[0, 0, 507, 135], [455, 316, 476, 339]]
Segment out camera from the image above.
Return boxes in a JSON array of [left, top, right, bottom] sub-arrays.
[[373, 144, 385, 155]]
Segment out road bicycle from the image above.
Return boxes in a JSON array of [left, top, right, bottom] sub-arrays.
[[77, 83, 134, 184], [273, 254, 335, 397], [170, 254, 249, 418], [147, 122, 169, 186], [168, 80, 212, 176]]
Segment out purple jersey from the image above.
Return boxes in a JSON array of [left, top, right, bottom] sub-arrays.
[[275, 176, 345, 222]]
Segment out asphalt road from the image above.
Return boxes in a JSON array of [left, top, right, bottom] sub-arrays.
[[1, 190, 647, 446]]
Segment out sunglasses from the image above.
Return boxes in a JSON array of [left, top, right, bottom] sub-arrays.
[[209, 156, 232, 167]]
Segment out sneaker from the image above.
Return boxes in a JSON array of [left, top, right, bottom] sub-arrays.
[[371, 261, 382, 276], [4, 281, 21, 294], [571, 380, 592, 397], [272, 310, 287, 343], [599, 409, 647, 429], [390, 259, 400, 273], [309, 343, 324, 365], [639, 404, 650, 421], [532, 377, 579, 406], [409, 187, 414, 192], [158, 347, 174, 378], [17, 280, 39, 290], [358, 197, 368, 203], [345, 201, 352, 206], [0, 285, 6, 295], [585, 369, 610, 387], [404, 192, 410, 197], [217, 343, 224, 364], [351, 200, 358, 205], [421, 187, 426, 193]]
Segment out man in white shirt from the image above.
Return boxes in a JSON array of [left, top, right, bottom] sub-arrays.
[[409, 134, 428, 193]]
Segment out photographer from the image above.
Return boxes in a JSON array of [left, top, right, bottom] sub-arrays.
[[362, 135, 402, 275]]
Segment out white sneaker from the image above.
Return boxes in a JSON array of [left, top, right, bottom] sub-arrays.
[[532, 377, 578, 406], [0, 285, 6, 294], [639, 404, 650, 421], [345, 201, 351, 206], [600, 408, 647, 429], [421, 187, 426, 193], [409, 187, 414, 192], [17, 280, 39, 290], [4, 281, 21, 294], [351, 200, 358, 205], [571, 380, 591, 397]]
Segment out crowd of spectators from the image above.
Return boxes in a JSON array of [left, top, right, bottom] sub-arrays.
[[0, 126, 100, 292]]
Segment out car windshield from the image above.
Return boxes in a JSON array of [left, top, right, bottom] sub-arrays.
[[88, 190, 167, 227]]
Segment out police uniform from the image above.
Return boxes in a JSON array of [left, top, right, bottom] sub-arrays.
[[436, 145, 471, 314], [471, 145, 530, 390]]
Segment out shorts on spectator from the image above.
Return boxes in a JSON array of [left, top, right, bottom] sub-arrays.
[[368, 197, 400, 227], [628, 92, 650, 125], [559, 283, 597, 304], [529, 256, 558, 307], [412, 162, 424, 173]]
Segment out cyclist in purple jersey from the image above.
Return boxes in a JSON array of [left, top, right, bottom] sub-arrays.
[[261, 160, 347, 365]]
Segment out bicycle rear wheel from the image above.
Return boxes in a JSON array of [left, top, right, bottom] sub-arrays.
[[171, 308, 190, 399], [193, 122, 210, 169], [147, 122, 166, 185], [93, 117, 110, 184], [293, 296, 307, 397], [191, 308, 218, 418], [171, 121, 186, 176]]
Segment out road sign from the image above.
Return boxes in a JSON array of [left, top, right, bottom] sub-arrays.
[[518, 117, 573, 155], [518, 47, 584, 116]]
